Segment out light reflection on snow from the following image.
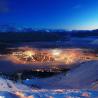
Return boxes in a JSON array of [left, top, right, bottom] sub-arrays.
[[0, 87, 98, 98], [13, 89, 98, 98]]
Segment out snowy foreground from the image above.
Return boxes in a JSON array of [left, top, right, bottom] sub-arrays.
[[0, 86, 98, 98], [24, 60, 98, 89], [0, 89, 98, 98], [0, 60, 98, 97]]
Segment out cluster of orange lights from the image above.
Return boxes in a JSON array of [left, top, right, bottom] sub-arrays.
[[9, 47, 97, 65], [15, 91, 33, 98], [15, 90, 91, 98]]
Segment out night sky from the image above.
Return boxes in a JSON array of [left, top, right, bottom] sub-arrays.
[[0, 0, 98, 30]]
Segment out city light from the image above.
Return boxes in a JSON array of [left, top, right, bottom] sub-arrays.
[[51, 49, 62, 56], [24, 50, 35, 58], [8, 47, 98, 67], [15, 91, 34, 98]]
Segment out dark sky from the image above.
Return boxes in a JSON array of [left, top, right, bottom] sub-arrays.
[[0, 0, 98, 30]]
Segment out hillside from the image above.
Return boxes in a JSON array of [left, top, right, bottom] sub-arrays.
[[24, 60, 98, 89]]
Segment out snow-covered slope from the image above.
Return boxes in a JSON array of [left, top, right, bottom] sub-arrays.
[[0, 91, 19, 98], [24, 60, 98, 89], [0, 68, 98, 98], [0, 78, 17, 92], [0, 77, 31, 92]]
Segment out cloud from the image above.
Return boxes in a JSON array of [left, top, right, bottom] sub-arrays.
[[68, 25, 98, 30], [0, 0, 9, 13]]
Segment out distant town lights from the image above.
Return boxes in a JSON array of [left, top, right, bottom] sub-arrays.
[[24, 50, 34, 57], [51, 49, 62, 56]]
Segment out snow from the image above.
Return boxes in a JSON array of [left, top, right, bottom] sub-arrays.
[[0, 72, 98, 97], [0, 60, 98, 97], [24, 60, 98, 89], [0, 89, 98, 98], [0, 77, 31, 92], [0, 91, 19, 98]]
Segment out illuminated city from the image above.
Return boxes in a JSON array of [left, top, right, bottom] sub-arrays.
[[8, 47, 98, 67], [0, 0, 98, 97]]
